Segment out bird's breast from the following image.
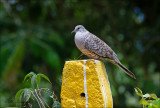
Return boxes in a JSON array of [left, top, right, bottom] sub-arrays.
[[74, 32, 87, 50], [74, 32, 99, 59]]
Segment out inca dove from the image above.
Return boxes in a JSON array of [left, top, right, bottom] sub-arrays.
[[71, 25, 136, 79]]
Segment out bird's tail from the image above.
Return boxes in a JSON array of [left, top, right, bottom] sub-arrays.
[[117, 62, 136, 79]]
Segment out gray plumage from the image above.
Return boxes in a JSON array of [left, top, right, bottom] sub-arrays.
[[72, 25, 136, 79]]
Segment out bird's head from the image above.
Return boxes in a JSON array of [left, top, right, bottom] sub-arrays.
[[71, 25, 87, 34]]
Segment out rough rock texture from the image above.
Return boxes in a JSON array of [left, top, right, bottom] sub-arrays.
[[61, 59, 113, 108]]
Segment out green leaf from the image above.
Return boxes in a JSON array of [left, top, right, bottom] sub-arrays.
[[150, 94, 158, 99], [37, 74, 51, 83], [37, 75, 41, 87], [148, 100, 153, 104], [152, 98, 160, 108], [3, 41, 25, 86], [23, 88, 31, 103], [44, 50, 61, 70], [135, 87, 143, 97], [48, 31, 64, 48], [31, 74, 37, 89], [24, 72, 35, 82], [28, 88, 34, 91], [29, 38, 61, 70], [0, 36, 17, 74], [15, 89, 24, 103], [28, 88, 34, 100], [50, 95, 54, 99], [148, 103, 159, 108], [140, 99, 149, 106], [15, 89, 25, 107], [148, 103, 153, 108]]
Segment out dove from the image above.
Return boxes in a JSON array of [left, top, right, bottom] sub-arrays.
[[71, 25, 136, 79]]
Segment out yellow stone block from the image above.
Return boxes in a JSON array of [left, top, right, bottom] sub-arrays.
[[61, 59, 113, 108]]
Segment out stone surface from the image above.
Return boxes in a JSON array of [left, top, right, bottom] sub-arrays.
[[61, 59, 113, 108]]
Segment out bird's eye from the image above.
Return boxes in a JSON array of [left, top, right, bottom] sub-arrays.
[[77, 27, 79, 30]]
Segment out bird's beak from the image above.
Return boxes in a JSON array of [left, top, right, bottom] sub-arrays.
[[71, 29, 76, 34]]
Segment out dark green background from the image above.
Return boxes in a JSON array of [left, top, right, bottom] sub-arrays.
[[0, 0, 160, 107]]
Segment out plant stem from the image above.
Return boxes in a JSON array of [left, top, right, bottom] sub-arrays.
[[31, 91, 42, 108], [34, 89, 46, 108], [37, 89, 50, 108]]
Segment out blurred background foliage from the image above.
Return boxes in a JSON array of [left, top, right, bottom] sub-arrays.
[[0, 0, 160, 107]]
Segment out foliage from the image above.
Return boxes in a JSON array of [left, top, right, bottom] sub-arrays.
[[135, 87, 160, 108], [15, 72, 60, 108], [0, 0, 160, 107]]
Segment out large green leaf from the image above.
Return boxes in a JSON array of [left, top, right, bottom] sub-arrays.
[[15, 89, 25, 107], [29, 38, 61, 70], [3, 41, 25, 86], [15, 89, 24, 103], [48, 31, 65, 48], [148, 98, 160, 108], [0, 34, 18, 74], [152, 98, 160, 108]]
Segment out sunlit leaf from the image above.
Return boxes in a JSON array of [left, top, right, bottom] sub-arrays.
[[143, 93, 151, 98], [148, 100, 153, 104], [148, 102, 159, 108], [152, 98, 160, 108], [50, 95, 54, 99], [150, 94, 158, 99], [135, 87, 143, 97], [148, 103, 153, 108], [140, 99, 149, 105], [148, 99, 160, 108]]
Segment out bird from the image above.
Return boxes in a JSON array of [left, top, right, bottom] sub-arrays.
[[71, 25, 136, 79]]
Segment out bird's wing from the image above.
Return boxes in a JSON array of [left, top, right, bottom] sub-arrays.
[[84, 33, 116, 61]]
